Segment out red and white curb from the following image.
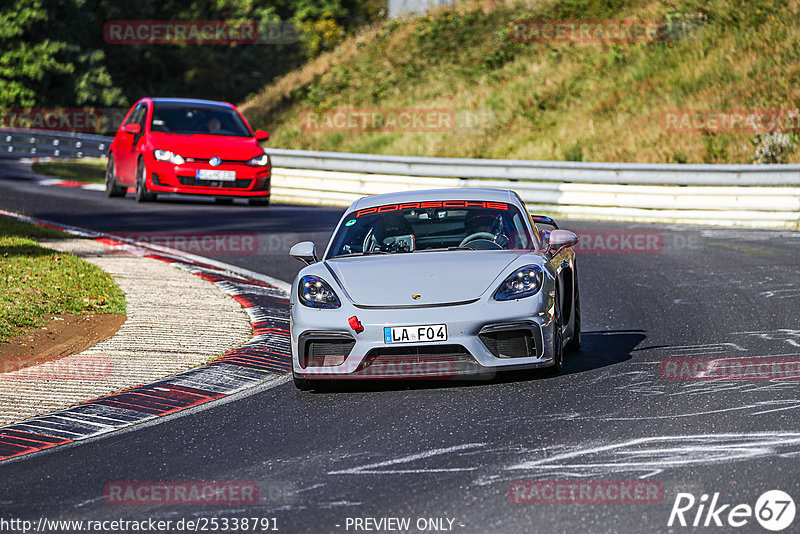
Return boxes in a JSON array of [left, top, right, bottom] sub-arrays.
[[0, 210, 291, 463], [35, 177, 109, 192]]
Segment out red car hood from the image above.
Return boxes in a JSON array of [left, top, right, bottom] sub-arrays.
[[148, 132, 262, 160]]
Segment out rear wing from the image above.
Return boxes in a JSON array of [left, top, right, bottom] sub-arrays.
[[530, 215, 558, 229]]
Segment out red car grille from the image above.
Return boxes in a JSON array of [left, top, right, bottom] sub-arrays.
[[183, 157, 249, 164], [177, 176, 252, 188]]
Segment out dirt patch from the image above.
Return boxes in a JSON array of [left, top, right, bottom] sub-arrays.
[[0, 313, 126, 374]]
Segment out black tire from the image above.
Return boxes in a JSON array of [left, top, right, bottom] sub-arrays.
[[105, 155, 126, 198], [135, 158, 156, 203], [214, 197, 234, 205], [249, 198, 270, 207], [292, 370, 310, 390], [564, 270, 581, 353], [544, 289, 564, 375]]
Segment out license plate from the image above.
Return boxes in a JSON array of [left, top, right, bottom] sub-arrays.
[[196, 169, 236, 181], [384, 324, 447, 344]]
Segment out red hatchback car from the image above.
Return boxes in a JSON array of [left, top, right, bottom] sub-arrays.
[[106, 97, 271, 205]]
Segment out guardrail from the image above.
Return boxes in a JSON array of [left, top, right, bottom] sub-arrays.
[[0, 128, 111, 159], [1, 128, 798, 228], [268, 168, 800, 227], [266, 148, 800, 187]]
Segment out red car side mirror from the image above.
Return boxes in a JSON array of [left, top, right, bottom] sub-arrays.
[[254, 130, 270, 141], [122, 123, 141, 135]]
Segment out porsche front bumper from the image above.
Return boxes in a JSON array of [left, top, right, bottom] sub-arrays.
[[291, 293, 558, 381]]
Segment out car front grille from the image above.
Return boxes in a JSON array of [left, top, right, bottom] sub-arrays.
[[177, 176, 252, 188], [355, 345, 484, 378], [184, 158, 249, 165], [300, 336, 356, 368], [479, 327, 543, 358]]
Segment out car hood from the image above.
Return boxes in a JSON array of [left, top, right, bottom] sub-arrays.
[[325, 251, 532, 307], [148, 132, 261, 160]]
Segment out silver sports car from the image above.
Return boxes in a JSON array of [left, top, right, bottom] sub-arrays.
[[288, 188, 580, 389]]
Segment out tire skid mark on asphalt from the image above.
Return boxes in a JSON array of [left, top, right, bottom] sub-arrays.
[[502, 432, 800, 480], [0, 222, 292, 464], [327, 443, 488, 476], [611, 332, 800, 399]]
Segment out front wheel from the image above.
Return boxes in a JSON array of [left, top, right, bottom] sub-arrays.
[[105, 155, 126, 198], [544, 290, 564, 375], [135, 159, 156, 203]]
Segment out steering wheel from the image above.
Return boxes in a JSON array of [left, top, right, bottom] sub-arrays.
[[460, 232, 509, 249], [362, 229, 380, 252]]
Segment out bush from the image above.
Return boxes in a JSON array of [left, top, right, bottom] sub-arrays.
[[750, 132, 794, 164]]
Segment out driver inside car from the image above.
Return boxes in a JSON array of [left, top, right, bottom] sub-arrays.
[[368, 213, 415, 252], [462, 211, 509, 249]]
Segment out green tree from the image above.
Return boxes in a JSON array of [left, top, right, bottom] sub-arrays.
[[0, 0, 124, 108], [0, 0, 385, 111]]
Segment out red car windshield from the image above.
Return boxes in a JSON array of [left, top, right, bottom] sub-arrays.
[[150, 103, 252, 137], [327, 201, 534, 258]]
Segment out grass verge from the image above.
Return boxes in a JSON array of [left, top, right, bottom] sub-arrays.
[[31, 158, 106, 184], [0, 217, 126, 343], [242, 0, 800, 163]]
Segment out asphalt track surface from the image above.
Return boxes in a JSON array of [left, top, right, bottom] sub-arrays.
[[1, 160, 799, 533]]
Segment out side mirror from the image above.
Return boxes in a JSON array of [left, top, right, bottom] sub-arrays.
[[290, 241, 318, 265], [122, 123, 141, 135], [255, 130, 270, 141], [548, 229, 579, 251]]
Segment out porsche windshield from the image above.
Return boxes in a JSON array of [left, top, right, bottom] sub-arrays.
[[150, 103, 252, 137], [327, 201, 534, 258]]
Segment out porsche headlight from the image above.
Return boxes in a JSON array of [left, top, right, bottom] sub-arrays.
[[153, 149, 185, 165], [246, 153, 270, 166], [298, 275, 341, 309], [494, 265, 544, 301]]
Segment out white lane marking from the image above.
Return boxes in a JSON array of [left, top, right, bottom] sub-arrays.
[[328, 443, 486, 475]]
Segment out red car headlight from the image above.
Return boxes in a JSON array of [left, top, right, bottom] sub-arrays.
[[246, 153, 270, 166], [153, 149, 185, 165]]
